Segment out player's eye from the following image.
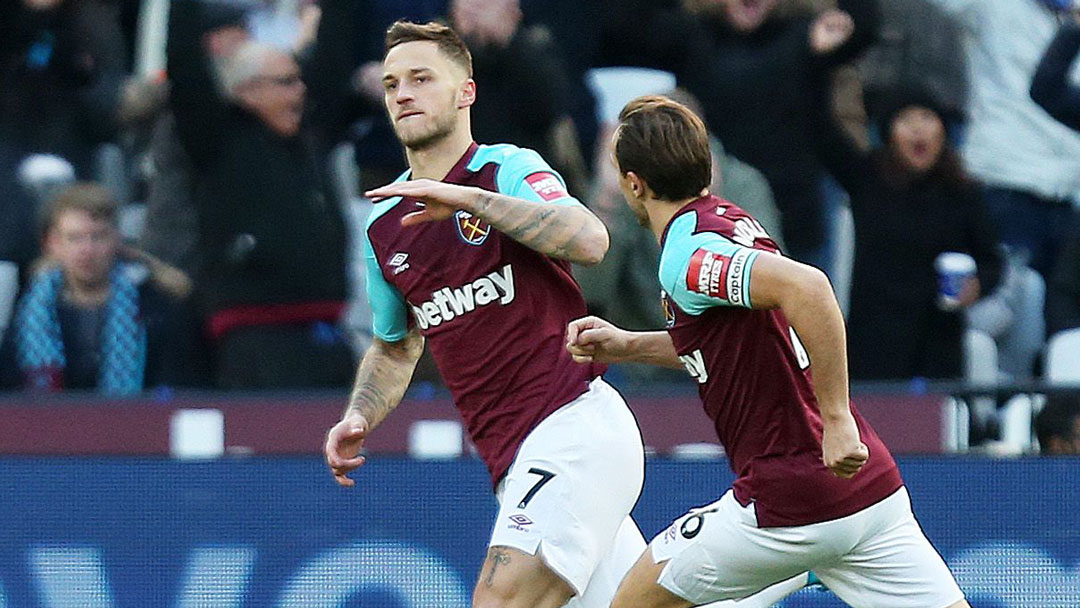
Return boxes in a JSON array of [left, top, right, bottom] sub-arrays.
[[415, 75, 429, 84], [384, 81, 397, 91]]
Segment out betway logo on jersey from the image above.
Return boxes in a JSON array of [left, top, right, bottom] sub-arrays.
[[411, 265, 515, 330]]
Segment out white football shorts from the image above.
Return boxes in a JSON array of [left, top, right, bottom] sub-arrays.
[[651, 486, 965, 608], [490, 377, 646, 607]]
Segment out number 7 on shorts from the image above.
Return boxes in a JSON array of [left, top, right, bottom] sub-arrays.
[[518, 468, 556, 509]]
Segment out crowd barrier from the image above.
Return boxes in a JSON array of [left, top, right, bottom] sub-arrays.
[[0, 457, 1075, 607]]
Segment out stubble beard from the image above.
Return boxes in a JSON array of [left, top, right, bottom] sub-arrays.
[[397, 110, 458, 152]]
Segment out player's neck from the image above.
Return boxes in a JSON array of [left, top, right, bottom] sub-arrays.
[[646, 191, 708, 242], [405, 128, 474, 181]]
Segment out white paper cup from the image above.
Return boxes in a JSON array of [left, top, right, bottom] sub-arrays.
[[935, 252, 977, 310]]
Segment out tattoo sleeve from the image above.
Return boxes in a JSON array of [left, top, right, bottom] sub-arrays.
[[345, 330, 425, 428], [467, 191, 609, 265]]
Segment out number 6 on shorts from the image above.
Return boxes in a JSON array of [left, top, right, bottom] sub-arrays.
[[518, 468, 556, 509]]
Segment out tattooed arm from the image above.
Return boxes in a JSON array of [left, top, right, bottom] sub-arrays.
[[324, 330, 424, 486], [465, 189, 609, 265], [365, 179, 610, 266]]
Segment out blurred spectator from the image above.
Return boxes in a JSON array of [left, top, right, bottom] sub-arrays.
[[858, 0, 967, 122], [965, 255, 1046, 381], [141, 3, 251, 276], [1030, 12, 1080, 132], [925, 0, 1080, 277], [639, 0, 880, 267], [1036, 393, 1080, 455], [0, 0, 161, 178], [0, 141, 40, 281], [1046, 212, 1080, 337], [451, 0, 586, 193], [139, 113, 201, 275], [166, 0, 356, 389], [815, 80, 1003, 380], [0, 183, 204, 393]]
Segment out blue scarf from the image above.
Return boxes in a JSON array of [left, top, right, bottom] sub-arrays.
[[14, 264, 147, 395]]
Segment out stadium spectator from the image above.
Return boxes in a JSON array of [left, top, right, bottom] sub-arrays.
[[924, 0, 1080, 278], [643, 0, 880, 267], [1036, 393, 1080, 455], [567, 95, 969, 608], [815, 78, 1003, 381], [1030, 11, 1080, 132], [141, 4, 250, 277], [1046, 212, 1080, 337], [451, 0, 585, 193], [0, 183, 204, 393], [166, 0, 356, 389], [857, 0, 968, 123], [0, 0, 160, 178]]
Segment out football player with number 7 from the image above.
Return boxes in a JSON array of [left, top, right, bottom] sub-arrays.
[[566, 96, 970, 608]]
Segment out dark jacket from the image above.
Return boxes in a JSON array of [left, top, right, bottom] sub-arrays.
[[1047, 212, 1080, 337], [630, 0, 880, 258], [0, 0, 128, 176], [469, 25, 572, 172], [166, 0, 352, 320], [1031, 22, 1080, 132], [813, 78, 1003, 381]]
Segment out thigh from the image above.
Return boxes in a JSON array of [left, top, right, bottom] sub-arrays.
[[648, 492, 829, 605], [489, 379, 645, 598], [815, 488, 966, 608]]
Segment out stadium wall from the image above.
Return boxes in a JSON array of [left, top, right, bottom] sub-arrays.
[[0, 457, 1074, 607]]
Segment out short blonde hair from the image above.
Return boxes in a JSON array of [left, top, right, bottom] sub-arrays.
[[42, 182, 118, 237]]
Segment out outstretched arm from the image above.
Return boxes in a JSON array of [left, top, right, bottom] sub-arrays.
[[1031, 20, 1080, 132], [566, 316, 682, 369], [365, 179, 610, 266], [325, 330, 424, 486]]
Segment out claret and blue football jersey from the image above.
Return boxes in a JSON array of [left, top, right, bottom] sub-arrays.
[[362, 143, 604, 483], [659, 194, 902, 527]]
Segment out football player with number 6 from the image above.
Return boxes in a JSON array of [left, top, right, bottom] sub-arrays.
[[567, 96, 970, 608]]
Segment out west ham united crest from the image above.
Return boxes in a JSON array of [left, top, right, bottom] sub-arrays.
[[455, 210, 490, 246], [661, 290, 676, 327]]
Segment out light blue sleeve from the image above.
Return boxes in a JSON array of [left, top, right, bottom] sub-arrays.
[[659, 214, 761, 314], [485, 145, 584, 207], [362, 221, 410, 342]]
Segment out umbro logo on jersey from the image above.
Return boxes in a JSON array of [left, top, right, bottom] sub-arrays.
[[388, 252, 410, 274], [507, 513, 533, 532], [411, 264, 515, 330], [455, 210, 490, 246]]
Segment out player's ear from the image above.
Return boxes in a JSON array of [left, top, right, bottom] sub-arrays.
[[627, 171, 646, 199], [458, 78, 476, 109]]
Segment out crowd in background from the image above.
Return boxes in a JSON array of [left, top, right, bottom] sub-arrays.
[[0, 0, 1079, 447]]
